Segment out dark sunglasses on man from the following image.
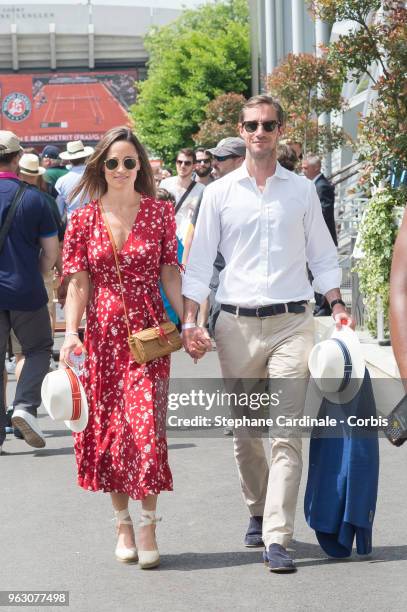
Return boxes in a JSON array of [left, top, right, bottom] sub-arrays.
[[176, 159, 193, 167], [242, 120, 280, 133], [196, 158, 211, 165], [104, 157, 138, 171], [213, 154, 239, 163]]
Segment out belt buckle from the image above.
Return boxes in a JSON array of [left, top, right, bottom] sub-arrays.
[[255, 306, 261, 318], [284, 303, 288, 313]]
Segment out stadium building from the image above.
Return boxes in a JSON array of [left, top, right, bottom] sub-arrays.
[[0, 2, 181, 144]]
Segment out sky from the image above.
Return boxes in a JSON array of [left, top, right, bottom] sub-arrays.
[[2, 0, 208, 7]]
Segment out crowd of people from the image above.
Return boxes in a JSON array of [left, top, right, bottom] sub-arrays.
[[1, 93, 404, 574]]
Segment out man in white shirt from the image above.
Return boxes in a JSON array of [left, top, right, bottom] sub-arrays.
[[55, 140, 94, 220], [160, 148, 205, 245], [182, 95, 353, 573]]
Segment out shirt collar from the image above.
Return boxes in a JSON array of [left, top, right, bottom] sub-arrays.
[[0, 171, 19, 180], [238, 160, 290, 183], [313, 173, 322, 183]]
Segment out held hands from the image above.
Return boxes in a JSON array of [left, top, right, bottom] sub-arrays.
[[182, 326, 212, 362]]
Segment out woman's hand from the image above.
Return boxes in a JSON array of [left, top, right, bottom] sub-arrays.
[[182, 327, 212, 361], [59, 334, 86, 368]]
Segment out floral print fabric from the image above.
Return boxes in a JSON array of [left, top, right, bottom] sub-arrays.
[[62, 196, 178, 499]]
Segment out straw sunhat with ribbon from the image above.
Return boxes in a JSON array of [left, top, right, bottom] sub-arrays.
[[308, 325, 366, 404], [41, 366, 88, 433]]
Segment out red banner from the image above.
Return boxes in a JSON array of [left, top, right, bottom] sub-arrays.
[[0, 70, 138, 144]]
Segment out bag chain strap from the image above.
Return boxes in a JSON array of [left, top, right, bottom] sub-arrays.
[[99, 200, 165, 338]]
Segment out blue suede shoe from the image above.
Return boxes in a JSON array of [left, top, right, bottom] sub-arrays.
[[244, 516, 263, 547], [263, 544, 296, 573]]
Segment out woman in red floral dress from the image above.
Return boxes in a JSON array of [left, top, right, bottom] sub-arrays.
[[60, 126, 183, 568]]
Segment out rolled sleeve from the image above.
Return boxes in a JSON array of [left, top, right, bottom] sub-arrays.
[[305, 182, 342, 295], [182, 186, 221, 304]]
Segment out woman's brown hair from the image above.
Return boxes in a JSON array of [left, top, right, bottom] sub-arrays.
[[69, 126, 156, 203]]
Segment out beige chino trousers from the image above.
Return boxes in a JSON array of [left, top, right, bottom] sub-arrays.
[[215, 305, 314, 548]]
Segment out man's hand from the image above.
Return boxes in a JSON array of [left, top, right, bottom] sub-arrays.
[[182, 327, 212, 361], [332, 306, 355, 330]]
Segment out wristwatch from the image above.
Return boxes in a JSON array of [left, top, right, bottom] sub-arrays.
[[330, 298, 346, 310]]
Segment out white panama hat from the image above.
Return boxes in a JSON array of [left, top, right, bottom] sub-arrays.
[[41, 366, 88, 433], [308, 325, 366, 403], [59, 140, 94, 161], [19, 153, 46, 176]]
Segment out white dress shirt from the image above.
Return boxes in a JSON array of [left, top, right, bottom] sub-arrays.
[[55, 165, 87, 220], [182, 162, 341, 307], [160, 176, 205, 244]]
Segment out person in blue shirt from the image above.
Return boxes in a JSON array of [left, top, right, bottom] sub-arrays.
[[0, 131, 59, 453], [156, 188, 183, 326]]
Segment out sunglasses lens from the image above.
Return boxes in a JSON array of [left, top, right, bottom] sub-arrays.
[[263, 121, 278, 132], [124, 158, 137, 170], [244, 122, 258, 133], [177, 160, 192, 166], [105, 158, 118, 170]]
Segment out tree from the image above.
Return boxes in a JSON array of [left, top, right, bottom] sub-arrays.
[[130, 0, 250, 163], [193, 92, 246, 147], [266, 53, 347, 155], [311, 0, 407, 184], [311, 0, 407, 335]]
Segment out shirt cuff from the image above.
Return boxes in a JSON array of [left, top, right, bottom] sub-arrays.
[[312, 268, 342, 296], [182, 275, 211, 304]]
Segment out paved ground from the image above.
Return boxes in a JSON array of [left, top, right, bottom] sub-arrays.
[[2, 346, 407, 612]]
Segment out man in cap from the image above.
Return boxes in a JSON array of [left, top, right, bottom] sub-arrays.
[[183, 136, 246, 261], [55, 140, 94, 220], [40, 145, 68, 198], [0, 131, 59, 452], [5, 154, 65, 442], [182, 95, 352, 573], [207, 136, 246, 179]]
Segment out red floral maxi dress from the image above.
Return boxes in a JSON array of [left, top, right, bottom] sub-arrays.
[[62, 196, 178, 500]]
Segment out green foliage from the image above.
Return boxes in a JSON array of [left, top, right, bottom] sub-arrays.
[[355, 188, 405, 335], [130, 0, 250, 163], [266, 53, 347, 154], [310, 0, 381, 26], [311, 1, 407, 333], [193, 92, 245, 147], [313, 1, 407, 185]]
